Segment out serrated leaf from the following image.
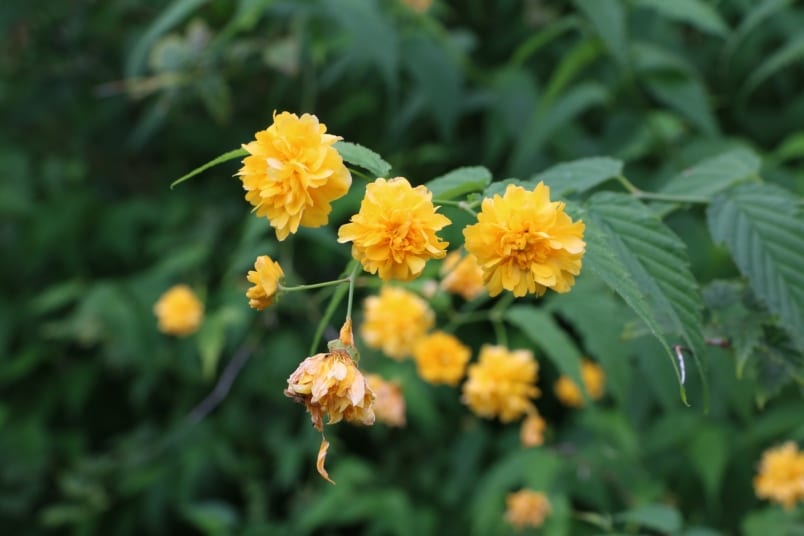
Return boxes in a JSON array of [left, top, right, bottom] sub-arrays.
[[335, 141, 391, 178], [583, 193, 707, 401], [742, 33, 804, 99], [426, 166, 492, 200], [170, 148, 246, 188], [506, 306, 585, 394], [532, 157, 623, 197], [660, 148, 760, 197], [635, 0, 729, 37], [707, 183, 804, 350], [615, 504, 682, 532]]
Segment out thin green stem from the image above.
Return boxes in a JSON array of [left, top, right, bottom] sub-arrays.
[[348, 166, 375, 182], [345, 262, 359, 321], [281, 278, 350, 292], [617, 175, 710, 204], [433, 198, 479, 217], [308, 260, 358, 355], [492, 318, 507, 347]]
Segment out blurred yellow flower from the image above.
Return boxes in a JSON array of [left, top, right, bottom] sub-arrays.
[[338, 177, 450, 281], [153, 284, 204, 336], [245, 255, 284, 310], [505, 490, 551, 530], [463, 182, 585, 297], [284, 349, 376, 431], [462, 345, 540, 422], [520, 411, 546, 448], [440, 251, 486, 300], [754, 441, 804, 510], [413, 331, 471, 386], [554, 359, 606, 408], [366, 374, 406, 427], [360, 286, 434, 359], [238, 111, 351, 241], [402, 0, 433, 13]]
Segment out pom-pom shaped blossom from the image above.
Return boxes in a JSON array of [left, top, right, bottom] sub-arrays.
[[754, 441, 804, 510], [238, 111, 351, 241], [366, 374, 406, 427], [246, 255, 284, 310], [360, 286, 434, 359], [413, 331, 471, 386], [338, 177, 450, 281], [153, 284, 204, 336], [440, 251, 486, 300], [554, 359, 606, 408], [463, 182, 585, 297], [462, 345, 540, 422], [520, 411, 547, 448], [505, 490, 552, 530]]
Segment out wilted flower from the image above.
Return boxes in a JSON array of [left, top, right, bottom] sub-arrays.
[[238, 111, 351, 240], [520, 411, 546, 448], [360, 286, 434, 359], [246, 255, 284, 310], [366, 374, 406, 427], [554, 359, 606, 408], [505, 490, 551, 530], [462, 345, 540, 422], [440, 251, 486, 300], [413, 331, 471, 386], [338, 177, 450, 281], [153, 284, 204, 336], [754, 441, 804, 510], [463, 182, 585, 297]]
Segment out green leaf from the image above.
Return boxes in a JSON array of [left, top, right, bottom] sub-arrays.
[[615, 503, 682, 532], [723, 0, 792, 65], [660, 148, 760, 197], [506, 306, 585, 394], [574, 0, 628, 64], [686, 425, 729, 501], [540, 39, 601, 109], [707, 183, 804, 350], [426, 166, 492, 200], [772, 131, 804, 164], [645, 72, 718, 135], [742, 34, 804, 99], [583, 193, 707, 401], [482, 178, 529, 199], [635, 0, 729, 37], [170, 148, 246, 189], [335, 141, 392, 178], [182, 500, 239, 536], [532, 156, 623, 197]]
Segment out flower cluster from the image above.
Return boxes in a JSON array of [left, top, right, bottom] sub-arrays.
[[754, 441, 804, 510], [153, 284, 204, 336], [554, 359, 606, 408], [505, 490, 552, 530], [464, 182, 585, 297]]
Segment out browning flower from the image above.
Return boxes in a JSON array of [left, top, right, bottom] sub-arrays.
[[462, 345, 540, 422], [245, 255, 284, 310], [440, 251, 486, 300], [238, 111, 351, 240], [463, 182, 585, 297], [366, 374, 406, 427], [413, 331, 471, 386], [338, 177, 450, 281], [505, 490, 551, 530], [754, 441, 804, 510], [360, 286, 435, 360], [153, 284, 204, 336], [554, 359, 606, 408]]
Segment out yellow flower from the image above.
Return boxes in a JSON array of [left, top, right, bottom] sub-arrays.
[[366, 374, 406, 427], [505, 490, 551, 530], [245, 255, 284, 310], [284, 349, 376, 432], [338, 177, 450, 281], [520, 411, 546, 448], [554, 360, 606, 408], [440, 251, 486, 300], [754, 441, 804, 510], [238, 111, 351, 241], [360, 286, 434, 360], [462, 345, 540, 422], [463, 182, 585, 297], [153, 284, 204, 336], [413, 331, 471, 386]]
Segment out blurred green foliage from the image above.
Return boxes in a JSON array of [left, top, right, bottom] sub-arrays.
[[2, 0, 804, 534]]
